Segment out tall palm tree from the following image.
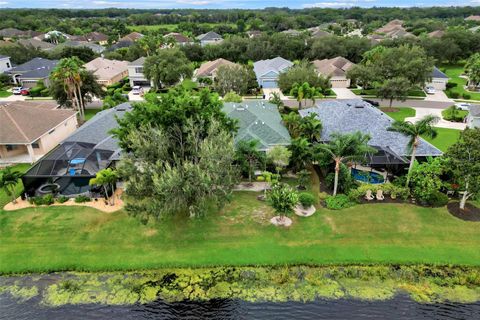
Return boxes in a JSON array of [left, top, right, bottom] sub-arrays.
[[315, 132, 375, 196], [387, 115, 439, 188], [299, 114, 322, 142], [51, 57, 86, 121], [290, 82, 310, 110], [0, 167, 24, 204], [89, 168, 118, 205], [282, 112, 302, 137]]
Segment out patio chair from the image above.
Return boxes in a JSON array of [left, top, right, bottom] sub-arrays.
[[376, 190, 385, 201], [365, 190, 374, 201]]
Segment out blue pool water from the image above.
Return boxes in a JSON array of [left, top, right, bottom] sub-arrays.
[[352, 168, 385, 184]]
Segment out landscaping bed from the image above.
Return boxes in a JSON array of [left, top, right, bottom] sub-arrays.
[[447, 202, 480, 222]]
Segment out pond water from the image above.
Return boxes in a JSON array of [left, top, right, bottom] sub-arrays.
[[2, 293, 480, 320]]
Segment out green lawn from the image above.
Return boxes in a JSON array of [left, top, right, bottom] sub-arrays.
[[383, 107, 416, 121], [422, 127, 462, 152], [0, 90, 12, 97], [84, 108, 102, 121], [1, 188, 480, 273], [441, 64, 480, 101], [0, 164, 31, 208]]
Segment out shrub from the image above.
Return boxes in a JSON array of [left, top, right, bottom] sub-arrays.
[[445, 82, 457, 89], [426, 191, 449, 207], [325, 194, 354, 210], [298, 192, 316, 207], [56, 195, 69, 203], [74, 195, 90, 203], [325, 164, 357, 194], [462, 93, 471, 100], [28, 86, 44, 97], [348, 183, 410, 202], [449, 92, 460, 99], [29, 194, 54, 206], [40, 88, 50, 97]]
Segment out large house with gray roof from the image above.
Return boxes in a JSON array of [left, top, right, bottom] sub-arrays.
[[299, 100, 442, 170], [223, 100, 291, 151], [22, 103, 132, 197], [426, 66, 449, 91], [197, 31, 223, 46], [253, 57, 293, 89], [466, 105, 480, 129], [8, 57, 58, 88]]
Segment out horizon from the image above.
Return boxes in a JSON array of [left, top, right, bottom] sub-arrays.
[[0, 1, 479, 10]]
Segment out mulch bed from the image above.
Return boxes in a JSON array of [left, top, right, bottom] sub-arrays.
[[447, 202, 480, 222]]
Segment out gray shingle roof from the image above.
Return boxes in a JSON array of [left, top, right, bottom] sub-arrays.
[[61, 41, 105, 53], [10, 57, 58, 79], [469, 105, 480, 117], [431, 66, 448, 79], [253, 57, 293, 79], [63, 103, 132, 160], [197, 31, 223, 41], [223, 100, 291, 151], [298, 99, 442, 158], [129, 57, 146, 66]]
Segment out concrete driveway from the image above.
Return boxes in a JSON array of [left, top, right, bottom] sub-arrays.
[[332, 88, 357, 99], [262, 88, 286, 100], [424, 91, 453, 102], [405, 107, 466, 130]]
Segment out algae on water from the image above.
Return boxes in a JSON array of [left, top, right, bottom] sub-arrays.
[[2, 265, 480, 306]]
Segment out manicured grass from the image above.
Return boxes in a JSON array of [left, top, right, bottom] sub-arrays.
[[441, 64, 480, 101], [383, 107, 416, 121], [441, 108, 468, 122], [1, 189, 480, 273], [0, 164, 31, 208], [0, 90, 12, 97], [422, 127, 462, 152], [84, 108, 102, 121]]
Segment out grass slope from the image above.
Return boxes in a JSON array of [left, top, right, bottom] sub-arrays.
[[383, 107, 416, 121], [1, 191, 480, 273], [0, 164, 31, 208], [441, 64, 480, 101]]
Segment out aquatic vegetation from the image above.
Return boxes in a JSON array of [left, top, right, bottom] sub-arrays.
[[2, 265, 480, 306]]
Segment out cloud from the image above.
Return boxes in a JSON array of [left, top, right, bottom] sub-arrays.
[[176, 0, 215, 4], [303, 2, 354, 7], [0, 1, 8, 4], [91, 0, 123, 5]]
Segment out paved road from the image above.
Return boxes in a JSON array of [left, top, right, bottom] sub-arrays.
[[366, 98, 453, 109]]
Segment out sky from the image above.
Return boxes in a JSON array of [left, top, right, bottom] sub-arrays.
[[0, 0, 478, 9]]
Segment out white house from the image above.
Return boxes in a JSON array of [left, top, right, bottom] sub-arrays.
[[127, 57, 151, 87], [426, 67, 449, 91], [0, 55, 12, 73], [467, 105, 480, 129], [196, 31, 223, 46]]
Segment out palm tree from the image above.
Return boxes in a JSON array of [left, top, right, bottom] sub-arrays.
[[387, 115, 439, 188], [89, 168, 118, 205], [51, 57, 86, 121], [282, 112, 302, 137], [289, 137, 312, 171], [0, 167, 24, 204], [236, 140, 263, 183], [290, 82, 311, 110], [299, 113, 322, 142], [315, 132, 375, 196]]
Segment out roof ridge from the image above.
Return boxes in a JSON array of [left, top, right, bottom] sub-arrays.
[[2, 104, 30, 142]]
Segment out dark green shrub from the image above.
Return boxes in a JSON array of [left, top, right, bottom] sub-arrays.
[[325, 194, 354, 210], [30, 194, 54, 205], [445, 82, 457, 89], [74, 195, 90, 203], [449, 92, 460, 99], [298, 192, 316, 207], [427, 191, 449, 207], [325, 164, 357, 194], [28, 86, 43, 97], [56, 195, 69, 203], [462, 93, 471, 100], [40, 88, 50, 97]]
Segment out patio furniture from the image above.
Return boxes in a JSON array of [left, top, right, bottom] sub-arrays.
[[365, 190, 374, 201], [376, 190, 385, 201]]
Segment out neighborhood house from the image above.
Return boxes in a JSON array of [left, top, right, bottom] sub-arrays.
[[85, 57, 129, 86], [313, 56, 355, 88], [427, 67, 449, 91], [194, 58, 237, 80], [467, 105, 480, 129], [127, 57, 151, 87], [197, 31, 223, 46], [8, 57, 58, 88], [253, 56, 293, 89]]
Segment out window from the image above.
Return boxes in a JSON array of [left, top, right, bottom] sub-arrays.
[[5, 145, 18, 151], [135, 67, 143, 74], [32, 143, 40, 149]]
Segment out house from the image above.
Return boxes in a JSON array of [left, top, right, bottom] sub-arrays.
[[465, 15, 480, 21], [128, 57, 151, 87], [0, 55, 12, 73], [466, 105, 480, 129], [0, 28, 29, 40], [426, 67, 449, 91], [427, 30, 445, 38], [309, 28, 332, 38], [119, 32, 144, 43], [313, 57, 355, 88], [0, 101, 77, 164], [253, 56, 293, 89], [22, 103, 132, 197], [246, 30, 262, 38], [84, 57, 129, 86], [197, 31, 223, 46], [281, 29, 302, 37], [194, 58, 237, 80], [85, 32, 109, 45], [298, 100, 442, 170], [374, 20, 415, 39], [223, 100, 291, 151], [60, 41, 105, 54], [17, 38, 57, 51], [8, 57, 58, 88], [164, 32, 192, 46]]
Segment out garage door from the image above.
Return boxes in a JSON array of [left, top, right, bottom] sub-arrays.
[[262, 80, 278, 89]]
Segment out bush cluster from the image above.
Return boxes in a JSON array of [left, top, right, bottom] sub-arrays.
[[325, 194, 354, 210], [29, 194, 54, 206], [74, 195, 90, 203], [56, 195, 69, 203], [298, 192, 316, 207], [348, 183, 410, 202], [426, 191, 449, 207]]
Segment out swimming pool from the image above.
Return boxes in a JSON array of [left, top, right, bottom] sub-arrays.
[[351, 168, 385, 184]]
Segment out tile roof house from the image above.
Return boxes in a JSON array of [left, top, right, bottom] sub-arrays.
[[466, 105, 480, 129], [298, 100, 442, 167], [17, 38, 57, 51], [465, 15, 480, 21], [374, 20, 415, 39], [119, 32, 144, 43], [313, 57, 355, 88], [427, 30, 445, 38], [85, 57, 129, 86], [194, 58, 237, 79], [22, 103, 132, 197], [253, 56, 293, 89], [197, 31, 223, 46], [0, 101, 77, 164], [127, 57, 151, 87], [0, 28, 29, 40], [85, 32, 109, 45], [281, 29, 302, 36], [223, 100, 291, 151], [426, 66, 449, 90], [8, 57, 59, 88], [164, 32, 192, 45]]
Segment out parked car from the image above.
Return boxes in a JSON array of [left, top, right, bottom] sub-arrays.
[[131, 86, 144, 95], [363, 99, 380, 107], [12, 87, 23, 95], [20, 88, 30, 96], [424, 86, 436, 94], [455, 103, 471, 111]]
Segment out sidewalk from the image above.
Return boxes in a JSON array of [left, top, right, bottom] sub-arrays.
[[405, 107, 466, 130]]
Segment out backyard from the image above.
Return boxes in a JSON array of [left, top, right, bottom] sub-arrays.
[[441, 64, 480, 101]]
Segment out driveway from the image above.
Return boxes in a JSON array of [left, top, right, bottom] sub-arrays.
[[332, 88, 357, 99], [405, 107, 466, 130], [424, 91, 453, 103], [0, 94, 26, 102], [262, 88, 286, 100]]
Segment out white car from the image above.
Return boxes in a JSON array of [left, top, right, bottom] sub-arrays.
[[12, 87, 23, 95], [131, 86, 144, 95], [455, 103, 471, 111], [424, 86, 436, 94]]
